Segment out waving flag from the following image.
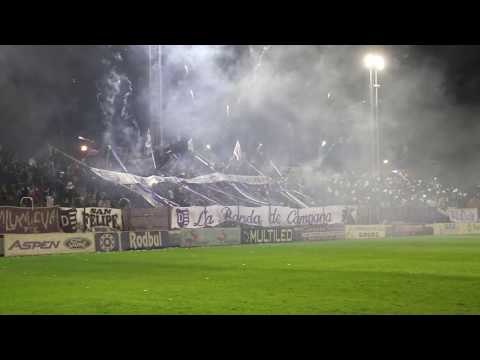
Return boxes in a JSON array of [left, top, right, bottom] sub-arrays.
[[145, 129, 152, 149], [145, 129, 156, 169], [233, 140, 242, 161]]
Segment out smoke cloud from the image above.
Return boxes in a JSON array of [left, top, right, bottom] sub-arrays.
[[146, 45, 480, 188], [1, 45, 480, 189]]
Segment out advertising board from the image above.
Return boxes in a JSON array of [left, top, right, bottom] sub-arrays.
[[432, 223, 461, 235], [294, 224, 345, 241], [427, 223, 480, 236], [170, 228, 241, 248], [241, 227, 294, 244], [94, 232, 122, 252], [461, 223, 480, 234], [387, 224, 434, 237], [121, 231, 167, 251], [4, 233, 95, 257], [164, 231, 183, 248], [345, 225, 389, 239]]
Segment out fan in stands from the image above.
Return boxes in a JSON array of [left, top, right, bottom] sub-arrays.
[[0, 139, 474, 212]]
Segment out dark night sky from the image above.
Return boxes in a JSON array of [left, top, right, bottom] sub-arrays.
[[1, 45, 480, 184]]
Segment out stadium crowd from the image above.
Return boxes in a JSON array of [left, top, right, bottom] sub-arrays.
[[0, 145, 123, 208], [1, 143, 478, 209], [299, 170, 471, 209]]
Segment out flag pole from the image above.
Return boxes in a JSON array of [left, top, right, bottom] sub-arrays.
[[151, 148, 157, 169]]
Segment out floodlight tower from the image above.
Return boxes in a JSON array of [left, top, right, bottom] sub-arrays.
[[364, 53, 385, 177]]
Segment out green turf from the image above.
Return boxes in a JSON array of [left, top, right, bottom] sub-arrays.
[[1, 235, 480, 314]]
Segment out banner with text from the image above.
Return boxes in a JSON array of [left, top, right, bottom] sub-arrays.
[[0, 207, 60, 234], [79, 207, 123, 232], [446, 208, 478, 223], [4, 232, 95, 257], [59, 208, 78, 233], [121, 231, 167, 251], [241, 226, 294, 244], [171, 205, 357, 230], [345, 225, 389, 239], [59, 207, 123, 232]]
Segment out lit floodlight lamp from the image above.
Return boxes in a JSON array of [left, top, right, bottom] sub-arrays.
[[364, 54, 385, 71], [383, 159, 389, 164], [80, 145, 88, 152]]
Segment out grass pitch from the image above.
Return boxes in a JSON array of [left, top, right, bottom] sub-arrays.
[[1, 236, 480, 314]]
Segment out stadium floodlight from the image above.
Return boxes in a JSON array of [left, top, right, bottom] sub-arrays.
[[383, 159, 389, 164], [80, 145, 88, 152], [364, 54, 385, 71], [365, 53, 386, 178], [206, 144, 211, 150]]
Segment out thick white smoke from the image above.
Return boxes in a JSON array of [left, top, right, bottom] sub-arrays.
[[97, 48, 142, 162], [117, 46, 480, 188]]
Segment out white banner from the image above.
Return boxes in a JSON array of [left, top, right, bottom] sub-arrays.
[[79, 207, 123, 232], [60, 207, 123, 232], [91, 168, 271, 187], [171, 205, 357, 229], [446, 208, 478, 223]]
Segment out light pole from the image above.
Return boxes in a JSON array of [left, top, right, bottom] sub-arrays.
[[149, 45, 164, 150], [364, 53, 385, 178]]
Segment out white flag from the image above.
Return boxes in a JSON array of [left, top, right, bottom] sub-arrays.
[[233, 140, 242, 161], [145, 129, 152, 149]]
